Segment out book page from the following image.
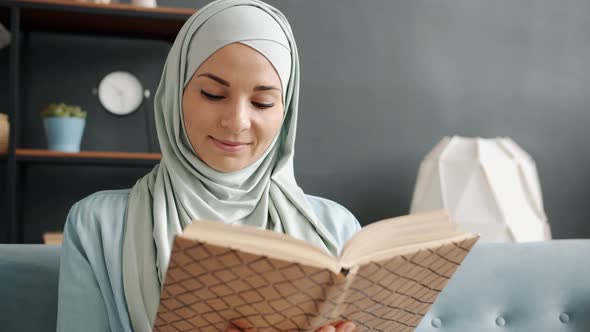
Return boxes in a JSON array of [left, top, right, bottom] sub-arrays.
[[340, 211, 460, 265], [182, 220, 341, 273], [341, 232, 477, 268]]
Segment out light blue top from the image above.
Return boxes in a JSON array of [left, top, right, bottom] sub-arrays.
[[56, 189, 360, 331]]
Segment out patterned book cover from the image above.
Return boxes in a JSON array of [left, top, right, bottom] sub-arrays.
[[153, 235, 478, 331]]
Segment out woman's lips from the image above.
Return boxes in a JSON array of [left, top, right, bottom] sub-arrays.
[[209, 136, 250, 152]]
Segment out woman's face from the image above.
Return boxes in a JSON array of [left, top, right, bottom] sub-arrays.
[[182, 43, 285, 173]]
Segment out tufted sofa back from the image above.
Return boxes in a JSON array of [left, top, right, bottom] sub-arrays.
[[0, 245, 60, 332], [416, 240, 590, 331], [0, 241, 589, 331]]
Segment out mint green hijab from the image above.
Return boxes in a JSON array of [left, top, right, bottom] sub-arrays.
[[122, 1, 339, 330]]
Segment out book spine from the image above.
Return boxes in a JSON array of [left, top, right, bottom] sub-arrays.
[[320, 266, 359, 322]]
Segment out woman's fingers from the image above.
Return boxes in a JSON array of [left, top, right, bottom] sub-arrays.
[[225, 328, 242, 332], [315, 326, 336, 332], [335, 321, 356, 332], [227, 321, 356, 332], [315, 321, 356, 332], [224, 323, 245, 332]]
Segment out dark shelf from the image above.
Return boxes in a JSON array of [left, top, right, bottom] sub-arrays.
[[2, 0, 191, 242], [0, 0, 196, 41], [0, 6, 9, 28], [15, 148, 161, 167]]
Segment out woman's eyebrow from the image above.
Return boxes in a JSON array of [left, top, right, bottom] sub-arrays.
[[197, 73, 230, 86], [197, 73, 279, 92], [253, 85, 280, 92]]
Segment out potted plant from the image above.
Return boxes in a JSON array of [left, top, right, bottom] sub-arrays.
[[40, 103, 87, 152]]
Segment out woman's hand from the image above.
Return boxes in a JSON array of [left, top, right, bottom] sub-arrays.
[[225, 321, 356, 332], [314, 321, 356, 332]]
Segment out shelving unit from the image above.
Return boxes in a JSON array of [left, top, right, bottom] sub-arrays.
[[3, 0, 195, 40], [15, 149, 161, 166], [1, 0, 195, 243]]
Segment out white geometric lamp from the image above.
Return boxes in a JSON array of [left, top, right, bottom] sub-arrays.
[[410, 136, 551, 242]]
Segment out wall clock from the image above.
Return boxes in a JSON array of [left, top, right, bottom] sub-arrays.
[[96, 71, 148, 116]]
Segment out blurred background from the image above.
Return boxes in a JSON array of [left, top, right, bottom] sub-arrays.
[[1, 0, 589, 243]]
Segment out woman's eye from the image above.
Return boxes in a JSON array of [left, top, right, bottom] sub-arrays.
[[200, 89, 225, 101], [252, 101, 274, 110]]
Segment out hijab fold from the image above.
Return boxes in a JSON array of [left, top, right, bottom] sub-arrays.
[[122, 1, 339, 330]]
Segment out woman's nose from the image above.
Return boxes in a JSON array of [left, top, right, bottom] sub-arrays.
[[220, 100, 251, 133]]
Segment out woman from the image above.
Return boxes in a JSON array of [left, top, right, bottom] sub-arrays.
[[56, 0, 360, 331]]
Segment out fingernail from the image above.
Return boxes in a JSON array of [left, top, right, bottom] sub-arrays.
[[343, 322, 356, 332], [321, 326, 336, 332]]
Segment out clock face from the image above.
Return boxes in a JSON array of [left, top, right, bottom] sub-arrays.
[[98, 71, 144, 116]]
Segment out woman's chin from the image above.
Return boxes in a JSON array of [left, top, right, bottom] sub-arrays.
[[206, 158, 250, 173]]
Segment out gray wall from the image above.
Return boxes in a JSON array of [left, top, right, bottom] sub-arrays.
[[2, 0, 590, 241], [273, 0, 590, 239]]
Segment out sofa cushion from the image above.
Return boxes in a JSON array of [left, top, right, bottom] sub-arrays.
[[0, 244, 60, 332], [1, 241, 590, 332], [416, 240, 590, 332]]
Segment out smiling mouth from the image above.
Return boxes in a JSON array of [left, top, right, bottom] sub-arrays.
[[209, 136, 251, 152]]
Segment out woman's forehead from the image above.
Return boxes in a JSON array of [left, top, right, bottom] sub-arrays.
[[183, 5, 291, 92], [194, 43, 282, 86]]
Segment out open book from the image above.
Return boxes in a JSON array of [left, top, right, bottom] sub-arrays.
[[153, 211, 478, 332]]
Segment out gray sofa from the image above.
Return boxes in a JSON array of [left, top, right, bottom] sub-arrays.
[[1, 240, 589, 331]]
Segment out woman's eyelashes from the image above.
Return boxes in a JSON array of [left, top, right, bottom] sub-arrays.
[[200, 89, 274, 110], [251, 101, 274, 109], [200, 89, 224, 100]]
